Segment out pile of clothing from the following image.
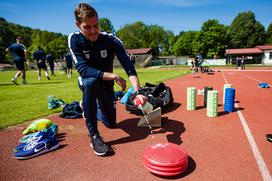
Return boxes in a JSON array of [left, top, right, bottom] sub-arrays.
[[13, 118, 59, 160]]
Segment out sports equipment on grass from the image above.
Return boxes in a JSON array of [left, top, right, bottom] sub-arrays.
[[48, 95, 59, 109], [55, 98, 66, 107]]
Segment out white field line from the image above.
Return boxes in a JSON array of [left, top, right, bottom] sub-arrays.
[[216, 69, 272, 72], [238, 72, 271, 88], [221, 71, 272, 181]]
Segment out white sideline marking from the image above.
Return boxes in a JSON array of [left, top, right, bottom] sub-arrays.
[[221, 71, 228, 84], [238, 72, 262, 82], [216, 69, 272, 72], [236, 103, 272, 181], [222, 72, 272, 181], [238, 72, 272, 88]]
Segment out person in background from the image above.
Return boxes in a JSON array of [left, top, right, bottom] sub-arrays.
[[46, 53, 57, 76], [33, 47, 50, 80], [68, 3, 147, 156], [5, 37, 27, 85], [193, 53, 200, 72], [236, 56, 242, 70], [191, 59, 195, 71], [64, 52, 73, 78], [241, 56, 246, 70]]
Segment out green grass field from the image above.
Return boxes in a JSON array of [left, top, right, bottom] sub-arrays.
[[0, 68, 190, 129]]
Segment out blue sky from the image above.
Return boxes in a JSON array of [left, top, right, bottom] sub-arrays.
[[0, 0, 271, 36]]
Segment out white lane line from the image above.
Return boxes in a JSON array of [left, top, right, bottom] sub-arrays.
[[238, 72, 271, 88], [238, 72, 262, 82], [216, 69, 272, 72], [236, 103, 272, 181], [222, 72, 272, 181], [221, 71, 228, 84]]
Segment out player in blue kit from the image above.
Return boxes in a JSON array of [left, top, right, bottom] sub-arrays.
[[64, 52, 73, 78], [5, 37, 27, 85], [46, 53, 57, 76], [33, 47, 50, 80], [68, 3, 147, 156]]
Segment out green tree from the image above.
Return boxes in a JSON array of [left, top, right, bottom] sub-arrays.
[[146, 25, 174, 55], [266, 23, 272, 44], [0, 18, 11, 63], [192, 20, 227, 58], [0, 17, 67, 63], [99, 18, 115, 33], [171, 31, 198, 56], [227, 11, 265, 48], [116, 21, 147, 49], [116, 21, 173, 55], [0, 17, 32, 63]]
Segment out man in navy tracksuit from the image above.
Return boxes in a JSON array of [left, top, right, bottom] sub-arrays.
[[69, 3, 147, 156], [64, 52, 73, 78], [5, 37, 27, 85], [46, 53, 57, 76], [33, 47, 50, 80]]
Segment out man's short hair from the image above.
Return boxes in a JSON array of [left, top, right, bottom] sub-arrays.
[[16, 36, 22, 40], [74, 3, 98, 23]]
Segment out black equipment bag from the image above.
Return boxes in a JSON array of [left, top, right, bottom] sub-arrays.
[[125, 82, 174, 114]]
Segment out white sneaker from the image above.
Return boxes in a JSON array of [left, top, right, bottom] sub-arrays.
[[11, 78, 18, 85]]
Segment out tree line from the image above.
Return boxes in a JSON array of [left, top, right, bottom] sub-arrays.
[[0, 17, 67, 63], [1, 11, 272, 64]]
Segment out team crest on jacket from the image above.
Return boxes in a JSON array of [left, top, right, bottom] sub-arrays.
[[100, 50, 107, 58], [83, 50, 90, 59]]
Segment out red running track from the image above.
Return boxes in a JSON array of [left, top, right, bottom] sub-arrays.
[[0, 68, 272, 180]]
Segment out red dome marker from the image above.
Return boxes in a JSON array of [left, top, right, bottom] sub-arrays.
[[143, 142, 189, 176]]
